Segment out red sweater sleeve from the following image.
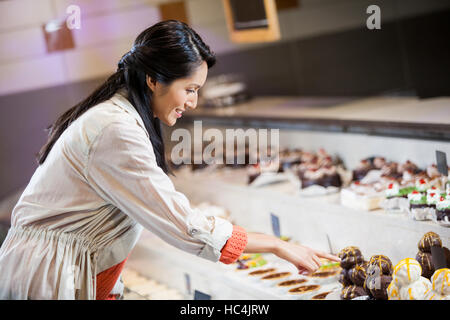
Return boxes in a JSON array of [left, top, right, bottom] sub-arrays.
[[219, 225, 248, 264]]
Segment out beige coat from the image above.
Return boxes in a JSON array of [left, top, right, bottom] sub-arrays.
[[0, 90, 232, 299]]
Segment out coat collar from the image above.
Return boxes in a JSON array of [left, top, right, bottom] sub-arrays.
[[109, 89, 149, 138]]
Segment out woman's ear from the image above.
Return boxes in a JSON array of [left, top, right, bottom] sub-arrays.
[[146, 75, 157, 92]]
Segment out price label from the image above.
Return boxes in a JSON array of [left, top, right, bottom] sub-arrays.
[[184, 273, 191, 295], [436, 150, 448, 176], [194, 290, 211, 300], [270, 212, 281, 238]]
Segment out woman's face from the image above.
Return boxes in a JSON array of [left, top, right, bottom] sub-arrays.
[[147, 61, 208, 126]]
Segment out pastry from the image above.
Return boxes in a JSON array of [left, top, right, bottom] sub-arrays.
[[309, 269, 340, 284], [261, 272, 292, 281], [365, 274, 392, 300], [387, 281, 400, 300], [339, 269, 352, 286], [288, 284, 321, 295], [415, 251, 435, 279], [277, 279, 308, 287], [399, 276, 431, 300], [436, 196, 450, 223], [430, 268, 450, 296], [392, 258, 422, 287], [340, 285, 367, 300], [407, 190, 431, 220], [368, 255, 393, 276], [349, 262, 369, 287], [311, 291, 332, 300], [248, 268, 277, 276], [418, 232, 442, 252], [338, 246, 364, 269]]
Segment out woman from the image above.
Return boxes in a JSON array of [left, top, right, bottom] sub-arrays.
[[0, 20, 338, 300]]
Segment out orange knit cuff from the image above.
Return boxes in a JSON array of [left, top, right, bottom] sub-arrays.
[[219, 225, 248, 264]]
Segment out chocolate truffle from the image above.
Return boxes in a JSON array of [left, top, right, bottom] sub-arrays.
[[415, 251, 434, 279], [340, 285, 367, 300], [338, 246, 364, 269], [339, 269, 352, 286], [418, 232, 442, 253], [444, 246, 450, 268], [349, 262, 369, 287], [368, 255, 393, 276], [365, 275, 393, 300]]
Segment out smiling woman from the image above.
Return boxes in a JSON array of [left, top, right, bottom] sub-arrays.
[[0, 19, 338, 300]]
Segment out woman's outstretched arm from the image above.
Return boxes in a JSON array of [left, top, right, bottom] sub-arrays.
[[244, 232, 340, 275]]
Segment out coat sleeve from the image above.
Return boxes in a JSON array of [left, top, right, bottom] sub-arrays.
[[85, 120, 233, 262]]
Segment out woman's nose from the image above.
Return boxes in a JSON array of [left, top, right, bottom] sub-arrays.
[[185, 99, 197, 110]]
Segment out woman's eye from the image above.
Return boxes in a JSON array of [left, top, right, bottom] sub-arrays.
[[186, 89, 196, 94]]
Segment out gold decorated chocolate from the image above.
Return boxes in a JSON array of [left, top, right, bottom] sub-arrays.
[[277, 279, 307, 287], [341, 285, 366, 300], [339, 269, 352, 286], [418, 232, 442, 253], [349, 262, 369, 287], [415, 251, 434, 279], [368, 255, 393, 276], [338, 246, 364, 269]]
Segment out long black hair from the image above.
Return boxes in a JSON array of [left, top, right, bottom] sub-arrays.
[[37, 20, 216, 173]]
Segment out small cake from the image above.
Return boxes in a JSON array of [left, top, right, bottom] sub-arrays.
[[415, 251, 435, 279], [435, 196, 450, 223], [248, 268, 277, 277], [392, 258, 422, 287], [311, 291, 332, 300], [340, 285, 367, 300], [309, 269, 340, 284], [277, 279, 308, 288], [349, 262, 369, 287], [387, 281, 400, 300], [430, 268, 450, 296], [338, 246, 364, 269], [353, 159, 374, 181], [407, 190, 431, 220], [418, 231, 442, 252], [339, 269, 353, 286], [365, 274, 393, 300], [261, 272, 292, 281], [368, 255, 393, 276], [399, 276, 431, 300], [288, 284, 321, 296]]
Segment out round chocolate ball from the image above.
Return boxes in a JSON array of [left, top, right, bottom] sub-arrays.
[[415, 251, 435, 279], [368, 255, 393, 276], [365, 275, 392, 300], [339, 268, 352, 286], [349, 262, 369, 287], [338, 246, 364, 269], [341, 285, 367, 300], [418, 232, 442, 253]]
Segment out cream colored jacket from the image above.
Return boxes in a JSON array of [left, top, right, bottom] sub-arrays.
[[0, 90, 232, 300]]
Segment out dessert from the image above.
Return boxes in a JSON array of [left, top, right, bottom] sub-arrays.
[[248, 268, 277, 277], [387, 281, 400, 300], [311, 291, 332, 300], [392, 258, 422, 287], [235, 254, 268, 270], [339, 269, 353, 286], [407, 190, 431, 220], [288, 284, 321, 295], [261, 272, 292, 281], [364, 255, 393, 300], [338, 246, 364, 269], [348, 262, 369, 287], [309, 269, 340, 284], [399, 276, 432, 300], [277, 279, 308, 287], [416, 251, 435, 279], [423, 268, 450, 300], [418, 231, 443, 252], [435, 195, 450, 224], [340, 285, 367, 300]]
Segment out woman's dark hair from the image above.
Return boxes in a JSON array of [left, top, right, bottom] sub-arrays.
[[37, 20, 216, 173]]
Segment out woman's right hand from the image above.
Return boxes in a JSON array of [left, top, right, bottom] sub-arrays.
[[273, 239, 340, 275]]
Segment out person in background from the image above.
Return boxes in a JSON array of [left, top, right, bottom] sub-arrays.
[[0, 20, 339, 300]]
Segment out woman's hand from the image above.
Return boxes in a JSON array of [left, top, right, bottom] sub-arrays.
[[243, 232, 340, 275], [273, 240, 340, 275]]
